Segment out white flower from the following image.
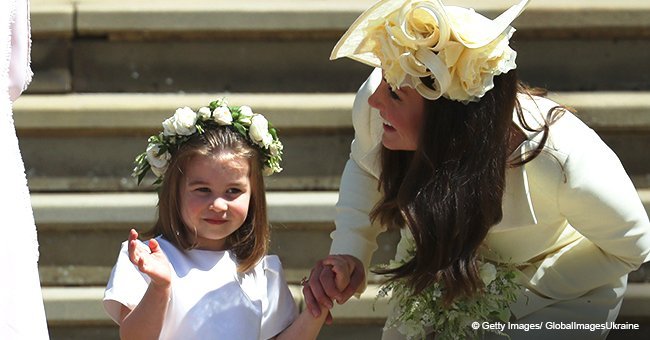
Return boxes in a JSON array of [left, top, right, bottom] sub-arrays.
[[238, 105, 254, 125], [249, 114, 273, 147], [197, 106, 212, 120], [213, 106, 233, 125], [145, 143, 170, 177], [171, 107, 198, 135], [479, 262, 497, 286], [162, 116, 176, 136], [269, 140, 283, 157], [150, 164, 167, 178], [446, 33, 516, 103]]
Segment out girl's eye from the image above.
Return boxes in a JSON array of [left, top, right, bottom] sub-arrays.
[[226, 188, 242, 195], [195, 187, 211, 193]]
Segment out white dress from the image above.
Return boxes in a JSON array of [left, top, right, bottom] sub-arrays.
[[104, 237, 298, 340], [1, 0, 48, 339]]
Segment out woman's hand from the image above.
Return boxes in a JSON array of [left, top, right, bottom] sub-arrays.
[[302, 255, 365, 319], [127, 229, 171, 288]]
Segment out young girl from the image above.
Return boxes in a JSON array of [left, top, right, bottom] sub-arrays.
[[104, 99, 348, 339]]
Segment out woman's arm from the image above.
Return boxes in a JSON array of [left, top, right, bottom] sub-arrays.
[[118, 230, 173, 340], [304, 69, 385, 317]]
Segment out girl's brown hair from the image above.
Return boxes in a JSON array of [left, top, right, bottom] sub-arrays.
[[371, 70, 564, 304], [145, 127, 270, 273]]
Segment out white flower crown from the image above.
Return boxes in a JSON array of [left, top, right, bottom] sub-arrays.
[[330, 0, 530, 104], [133, 98, 283, 185]]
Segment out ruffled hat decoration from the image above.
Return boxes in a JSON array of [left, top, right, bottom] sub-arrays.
[[330, 0, 531, 103]]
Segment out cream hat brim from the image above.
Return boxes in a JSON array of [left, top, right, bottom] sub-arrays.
[[330, 0, 530, 66]]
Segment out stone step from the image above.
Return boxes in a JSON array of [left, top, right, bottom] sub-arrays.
[[31, 191, 399, 284], [29, 0, 650, 93], [13, 92, 650, 191], [32, 190, 650, 286], [32, 0, 650, 37], [42, 283, 650, 340]]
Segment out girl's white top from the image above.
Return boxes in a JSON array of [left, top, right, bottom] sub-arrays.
[[104, 237, 298, 340]]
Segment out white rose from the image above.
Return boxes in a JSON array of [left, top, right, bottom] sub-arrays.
[[172, 107, 198, 135], [249, 114, 273, 148], [479, 262, 497, 287], [150, 164, 168, 178], [162, 116, 176, 136], [197, 106, 212, 120], [238, 106, 254, 125], [449, 34, 516, 102], [213, 106, 233, 125], [145, 143, 170, 177]]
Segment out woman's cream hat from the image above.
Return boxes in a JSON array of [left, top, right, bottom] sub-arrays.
[[331, 0, 530, 103]]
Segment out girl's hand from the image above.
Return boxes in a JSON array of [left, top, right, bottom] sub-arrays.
[[127, 229, 171, 288], [302, 255, 365, 319]]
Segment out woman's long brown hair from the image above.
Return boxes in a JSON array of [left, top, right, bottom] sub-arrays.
[[371, 70, 538, 303]]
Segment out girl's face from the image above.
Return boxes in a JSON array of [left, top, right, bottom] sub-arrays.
[[368, 77, 425, 151], [180, 152, 251, 251]]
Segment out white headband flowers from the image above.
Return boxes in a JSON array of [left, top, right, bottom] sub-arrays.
[[331, 0, 530, 103], [133, 98, 283, 185]]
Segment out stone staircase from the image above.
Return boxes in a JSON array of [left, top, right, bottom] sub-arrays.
[[20, 1, 650, 339]]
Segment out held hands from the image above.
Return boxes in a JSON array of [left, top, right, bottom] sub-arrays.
[[128, 229, 171, 289], [303, 255, 365, 320]]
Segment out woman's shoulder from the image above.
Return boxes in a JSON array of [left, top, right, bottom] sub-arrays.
[[517, 93, 601, 156]]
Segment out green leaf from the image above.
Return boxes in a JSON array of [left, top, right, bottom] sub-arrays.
[[233, 122, 247, 136]]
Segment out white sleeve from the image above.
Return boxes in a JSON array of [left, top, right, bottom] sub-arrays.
[[529, 125, 650, 300], [329, 69, 385, 293], [259, 256, 298, 340], [103, 241, 150, 324]]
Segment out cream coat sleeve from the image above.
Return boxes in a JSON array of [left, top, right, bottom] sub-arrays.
[[524, 115, 650, 301], [329, 69, 384, 291]]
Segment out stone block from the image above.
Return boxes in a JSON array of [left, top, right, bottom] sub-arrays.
[[27, 39, 71, 93]]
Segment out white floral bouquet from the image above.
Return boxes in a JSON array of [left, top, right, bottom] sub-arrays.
[[133, 98, 283, 185], [376, 249, 520, 340]]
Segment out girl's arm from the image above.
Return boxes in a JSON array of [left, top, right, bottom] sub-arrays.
[[118, 229, 173, 340], [274, 307, 329, 340], [275, 255, 354, 340]]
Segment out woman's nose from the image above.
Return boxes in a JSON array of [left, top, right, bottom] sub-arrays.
[[367, 81, 385, 111], [368, 89, 381, 110]]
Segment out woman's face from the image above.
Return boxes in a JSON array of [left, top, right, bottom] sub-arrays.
[[180, 153, 251, 251], [368, 77, 426, 151]]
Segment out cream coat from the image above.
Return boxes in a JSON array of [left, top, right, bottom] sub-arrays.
[[330, 69, 650, 339]]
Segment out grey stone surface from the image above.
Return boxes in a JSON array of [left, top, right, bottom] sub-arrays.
[[27, 39, 72, 93], [19, 132, 354, 191], [66, 38, 650, 93], [17, 129, 650, 192], [72, 39, 368, 93]]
